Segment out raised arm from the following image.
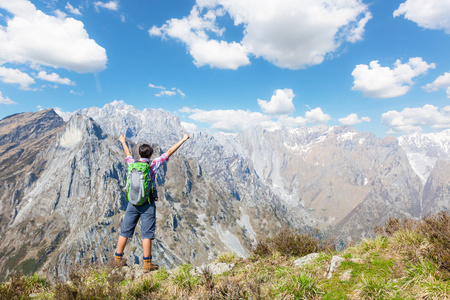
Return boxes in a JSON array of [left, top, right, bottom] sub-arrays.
[[119, 134, 132, 157], [166, 134, 190, 157]]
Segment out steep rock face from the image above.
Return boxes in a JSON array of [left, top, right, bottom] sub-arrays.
[[0, 109, 64, 147], [236, 126, 423, 239], [422, 160, 450, 215], [0, 109, 65, 280]]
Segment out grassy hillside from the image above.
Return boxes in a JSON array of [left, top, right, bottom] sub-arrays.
[[1, 212, 450, 299]]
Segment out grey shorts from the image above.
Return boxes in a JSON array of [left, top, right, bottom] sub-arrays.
[[119, 200, 156, 240]]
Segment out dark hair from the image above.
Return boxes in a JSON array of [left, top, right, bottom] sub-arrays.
[[139, 144, 153, 158]]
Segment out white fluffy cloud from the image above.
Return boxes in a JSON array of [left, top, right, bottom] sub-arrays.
[[0, 67, 35, 89], [0, 0, 107, 73], [36, 71, 74, 85], [180, 89, 330, 133], [424, 72, 450, 98], [182, 106, 330, 133], [94, 1, 119, 11], [351, 57, 435, 98], [184, 108, 274, 132], [150, 6, 249, 70], [257, 89, 295, 115], [0, 91, 16, 105], [180, 122, 198, 133], [394, 0, 450, 34], [150, 0, 371, 70], [66, 2, 81, 15], [305, 107, 331, 124], [338, 113, 371, 125], [382, 104, 450, 133]]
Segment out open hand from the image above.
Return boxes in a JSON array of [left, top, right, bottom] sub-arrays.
[[119, 134, 126, 143]]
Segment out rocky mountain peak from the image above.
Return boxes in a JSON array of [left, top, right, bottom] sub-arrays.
[[77, 101, 185, 149], [0, 108, 64, 147], [58, 114, 105, 149]]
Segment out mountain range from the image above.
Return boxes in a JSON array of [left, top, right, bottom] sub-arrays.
[[0, 101, 448, 281]]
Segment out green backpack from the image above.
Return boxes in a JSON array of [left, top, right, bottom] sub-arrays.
[[125, 162, 153, 206]]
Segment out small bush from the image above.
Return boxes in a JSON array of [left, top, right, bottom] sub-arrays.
[[375, 211, 450, 276], [253, 228, 333, 258], [216, 252, 237, 264], [373, 216, 417, 236], [53, 263, 125, 300], [0, 272, 50, 300], [419, 211, 450, 274]]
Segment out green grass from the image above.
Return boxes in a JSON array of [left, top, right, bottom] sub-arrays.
[[3, 213, 450, 299]]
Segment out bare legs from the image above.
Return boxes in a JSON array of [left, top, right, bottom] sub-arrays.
[[116, 236, 152, 257]]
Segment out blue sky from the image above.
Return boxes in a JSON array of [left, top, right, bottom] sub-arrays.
[[0, 0, 449, 137]]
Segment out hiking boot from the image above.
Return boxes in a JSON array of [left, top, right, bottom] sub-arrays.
[[143, 259, 159, 273], [115, 253, 127, 267]]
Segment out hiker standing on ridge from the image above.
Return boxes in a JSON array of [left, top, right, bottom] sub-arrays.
[[115, 133, 190, 273]]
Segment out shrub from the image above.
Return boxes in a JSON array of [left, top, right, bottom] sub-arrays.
[[419, 211, 450, 274], [216, 252, 237, 264], [53, 263, 125, 300], [252, 228, 333, 258], [0, 272, 50, 300], [375, 211, 450, 276], [373, 216, 417, 236]]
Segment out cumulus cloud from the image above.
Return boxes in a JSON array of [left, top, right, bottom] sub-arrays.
[[338, 113, 371, 125], [66, 2, 81, 15], [180, 89, 330, 133], [394, 0, 450, 34], [180, 122, 198, 133], [183, 108, 275, 132], [36, 71, 75, 85], [0, 0, 107, 73], [149, 82, 185, 97], [0, 67, 35, 89], [94, 1, 119, 11], [150, 6, 249, 70], [150, 0, 370, 70], [351, 57, 435, 98], [382, 104, 450, 133], [257, 89, 295, 115], [182, 106, 330, 133], [305, 107, 331, 124], [423, 71, 450, 98], [0, 91, 16, 104]]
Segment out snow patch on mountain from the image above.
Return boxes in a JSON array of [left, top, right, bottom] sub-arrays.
[[338, 131, 357, 142], [399, 130, 450, 184]]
